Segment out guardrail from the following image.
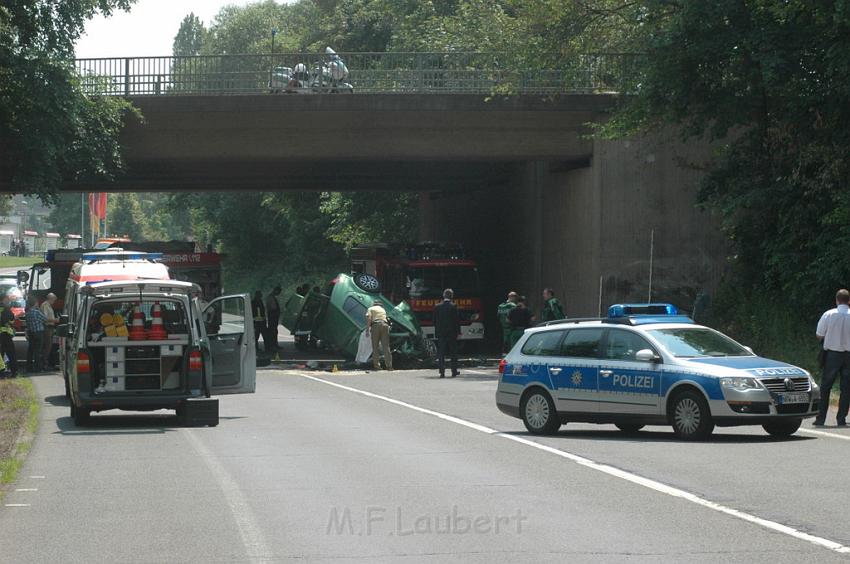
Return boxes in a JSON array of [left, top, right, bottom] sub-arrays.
[[74, 52, 641, 96]]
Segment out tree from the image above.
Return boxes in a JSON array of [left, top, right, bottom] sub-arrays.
[[107, 193, 144, 241], [0, 1, 138, 200], [173, 12, 206, 56]]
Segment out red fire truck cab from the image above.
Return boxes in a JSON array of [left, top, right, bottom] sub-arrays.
[[350, 243, 484, 342]]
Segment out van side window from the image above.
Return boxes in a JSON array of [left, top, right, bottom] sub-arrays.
[[521, 330, 566, 356], [560, 328, 604, 359], [604, 329, 654, 361]]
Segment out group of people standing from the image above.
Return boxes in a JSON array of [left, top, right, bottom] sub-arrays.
[[0, 292, 57, 378], [497, 288, 565, 352], [251, 286, 282, 353]]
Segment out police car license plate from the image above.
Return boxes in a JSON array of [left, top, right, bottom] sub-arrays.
[[776, 392, 809, 405]]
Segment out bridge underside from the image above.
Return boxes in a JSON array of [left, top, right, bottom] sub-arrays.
[[1, 92, 725, 338]]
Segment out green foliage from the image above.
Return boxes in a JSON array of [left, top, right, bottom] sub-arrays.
[[320, 192, 419, 250], [0, 1, 138, 200], [587, 1, 850, 333], [173, 12, 206, 56]]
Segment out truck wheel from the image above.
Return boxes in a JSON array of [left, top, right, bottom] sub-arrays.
[[353, 273, 381, 293], [763, 419, 802, 438], [71, 403, 90, 427], [521, 389, 560, 435], [670, 390, 714, 440]]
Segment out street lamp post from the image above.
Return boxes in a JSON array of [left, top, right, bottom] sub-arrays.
[[269, 28, 278, 87]]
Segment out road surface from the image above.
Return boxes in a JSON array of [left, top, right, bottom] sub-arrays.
[[1, 368, 848, 563]]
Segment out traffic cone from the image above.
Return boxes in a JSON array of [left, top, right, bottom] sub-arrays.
[[128, 305, 148, 341], [148, 302, 167, 340]]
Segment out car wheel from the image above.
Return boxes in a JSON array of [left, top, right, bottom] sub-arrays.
[[615, 423, 645, 433], [71, 403, 90, 427], [353, 273, 381, 293], [763, 419, 802, 438], [63, 374, 70, 399], [521, 389, 560, 435], [670, 390, 714, 440]]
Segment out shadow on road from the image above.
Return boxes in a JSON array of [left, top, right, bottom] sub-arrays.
[[43, 394, 69, 407], [501, 428, 818, 444], [54, 413, 180, 435]]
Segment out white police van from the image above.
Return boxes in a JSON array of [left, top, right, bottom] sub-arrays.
[[496, 304, 820, 440]]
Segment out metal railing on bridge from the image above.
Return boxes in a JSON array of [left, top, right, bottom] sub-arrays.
[[74, 52, 640, 96]]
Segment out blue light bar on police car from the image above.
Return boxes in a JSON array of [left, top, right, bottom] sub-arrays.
[[81, 252, 162, 261], [608, 303, 679, 318]]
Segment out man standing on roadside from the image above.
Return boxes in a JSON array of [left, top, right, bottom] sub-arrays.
[[0, 294, 18, 377], [508, 296, 533, 348], [815, 288, 850, 426], [25, 296, 47, 373], [540, 287, 565, 322], [265, 286, 282, 352], [497, 291, 518, 354], [40, 293, 58, 369], [434, 288, 460, 378], [251, 290, 266, 351], [365, 299, 392, 371]]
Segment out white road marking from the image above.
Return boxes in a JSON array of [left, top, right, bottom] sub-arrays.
[[301, 374, 850, 555], [182, 429, 271, 563], [28, 476, 45, 479], [800, 428, 850, 441], [4, 504, 30, 507], [14, 488, 37, 492]]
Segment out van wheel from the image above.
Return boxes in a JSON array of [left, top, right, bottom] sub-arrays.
[[763, 419, 802, 438], [615, 423, 645, 433], [670, 390, 714, 440], [71, 403, 90, 427], [521, 389, 560, 435]]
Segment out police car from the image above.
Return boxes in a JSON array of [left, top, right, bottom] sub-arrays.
[[496, 304, 820, 440]]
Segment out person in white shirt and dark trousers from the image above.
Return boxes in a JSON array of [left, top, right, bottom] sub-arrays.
[[815, 288, 850, 426]]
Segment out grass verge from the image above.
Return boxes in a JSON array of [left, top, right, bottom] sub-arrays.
[[0, 256, 39, 269], [0, 378, 39, 498]]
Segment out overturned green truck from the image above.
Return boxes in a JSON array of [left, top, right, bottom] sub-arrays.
[[281, 273, 432, 362]]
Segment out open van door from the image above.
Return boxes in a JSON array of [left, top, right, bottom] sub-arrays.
[[203, 294, 256, 395]]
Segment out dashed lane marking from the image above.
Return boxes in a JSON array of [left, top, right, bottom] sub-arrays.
[[300, 373, 850, 556]]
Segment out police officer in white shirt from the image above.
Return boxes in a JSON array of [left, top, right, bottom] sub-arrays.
[[815, 288, 850, 426]]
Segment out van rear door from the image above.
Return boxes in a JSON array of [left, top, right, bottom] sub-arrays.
[[203, 294, 256, 395]]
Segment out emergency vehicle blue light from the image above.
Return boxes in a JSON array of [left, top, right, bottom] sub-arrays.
[[82, 252, 162, 261], [608, 303, 679, 318]]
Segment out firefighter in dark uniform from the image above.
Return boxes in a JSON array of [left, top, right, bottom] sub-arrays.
[[251, 290, 266, 351]]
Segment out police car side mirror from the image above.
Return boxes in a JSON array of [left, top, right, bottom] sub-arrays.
[[743, 346, 754, 355], [635, 349, 660, 363]]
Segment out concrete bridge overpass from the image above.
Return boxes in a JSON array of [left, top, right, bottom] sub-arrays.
[[1, 53, 725, 321], [88, 93, 608, 193]]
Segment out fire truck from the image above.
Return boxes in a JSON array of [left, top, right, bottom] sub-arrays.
[[21, 241, 223, 313], [350, 243, 484, 342]]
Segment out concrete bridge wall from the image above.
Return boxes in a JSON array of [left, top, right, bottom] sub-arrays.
[[422, 129, 727, 330]]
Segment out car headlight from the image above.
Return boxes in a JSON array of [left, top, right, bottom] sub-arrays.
[[720, 377, 762, 391]]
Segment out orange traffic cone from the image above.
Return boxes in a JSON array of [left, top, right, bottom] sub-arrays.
[[148, 302, 167, 340], [128, 305, 148, 341]]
